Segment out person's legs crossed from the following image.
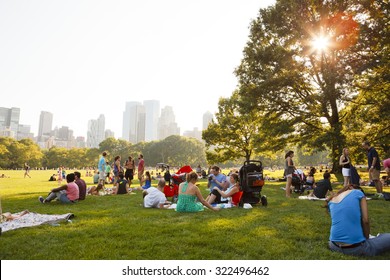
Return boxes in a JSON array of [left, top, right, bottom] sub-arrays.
[[364, 234, 390, 256]]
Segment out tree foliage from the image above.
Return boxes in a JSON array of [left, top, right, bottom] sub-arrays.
[[0, 138, 43, 169], [0, 135, 206, 169], [202, 91, 291, 164], [235, 0, 388, 171]]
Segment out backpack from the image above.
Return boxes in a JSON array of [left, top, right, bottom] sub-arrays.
[[350, 166, 360, 186]]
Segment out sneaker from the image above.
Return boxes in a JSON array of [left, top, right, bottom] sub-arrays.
[[38, 196, 45, 203]]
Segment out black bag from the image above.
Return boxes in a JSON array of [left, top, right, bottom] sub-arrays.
[[350, 165, 360, 186]]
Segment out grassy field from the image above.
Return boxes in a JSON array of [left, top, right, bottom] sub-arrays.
[[0, 169, 389, 260]]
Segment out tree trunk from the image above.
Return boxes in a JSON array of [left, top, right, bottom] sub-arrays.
[[329, 121, 345, 174]]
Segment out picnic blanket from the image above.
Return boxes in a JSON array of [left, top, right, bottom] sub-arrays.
[[298, 196, 326, 201], [0, 212, 74, 233]]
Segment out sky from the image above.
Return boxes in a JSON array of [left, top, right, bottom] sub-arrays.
[[0, 0, 275, 138]]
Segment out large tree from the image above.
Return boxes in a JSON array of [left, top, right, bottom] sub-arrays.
[[202, 91, 291, 163], [235, 0, 387, 172]]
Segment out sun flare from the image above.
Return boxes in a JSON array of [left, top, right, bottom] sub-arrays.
[[312, 36, 329, 51]]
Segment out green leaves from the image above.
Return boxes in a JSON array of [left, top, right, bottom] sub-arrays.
[[0, 137, 43, 169], [233, 0, 389, 170]]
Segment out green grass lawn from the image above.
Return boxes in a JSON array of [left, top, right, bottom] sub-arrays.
[[0, 169, 389, 260]]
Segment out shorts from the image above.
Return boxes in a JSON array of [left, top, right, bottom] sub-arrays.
[[211, 189, 228, 204], [99, 172, 106, 180], [125, 169, 134, 180], [342, 168, 351, 177], [369, 169, 380, 181], [138, 172, 144, 181], [285, 174, 292, 178]]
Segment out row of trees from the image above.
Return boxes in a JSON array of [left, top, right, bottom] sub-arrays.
[[203, 0, 389, 171], [0, 135, 207, 170]]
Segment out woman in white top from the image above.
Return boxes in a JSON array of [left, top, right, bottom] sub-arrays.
[[339, 148, 351, 187]]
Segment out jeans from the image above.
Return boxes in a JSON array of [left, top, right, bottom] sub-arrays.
[[329, 233, 390, 256], [45, 190, 72, 204]]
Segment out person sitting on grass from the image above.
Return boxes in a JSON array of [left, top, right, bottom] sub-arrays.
[[39, 173, 79, 204], [176, 171, 220, 212], [114, 172, 130, 195], [326, 185, 390, 256], [87, 183, 104, 196], [74, 171, 87, 201], [48, 174, 56, 181], [309, 172, 333, 199], [305, 167, 316, 189], [143, 179, 171, 209], [134, 171, 152, 191], [206, 173, 242, 206]]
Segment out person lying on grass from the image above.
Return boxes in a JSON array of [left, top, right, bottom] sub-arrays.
[[206, 173, 241, 206], [326, 184, 390, 256], [176, 171, 220, 212], [1, 210, 29, 223], [143, 178, 171, 209], [39, 173, 79, 204], [87, 183, 104, 196]]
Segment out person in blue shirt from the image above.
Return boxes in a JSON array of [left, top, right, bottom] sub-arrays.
[[207, 165, 228, 194], [326, 185, 390, 256], [98, 152, 107, 186]]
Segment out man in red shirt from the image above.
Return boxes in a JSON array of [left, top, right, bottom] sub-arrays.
[[74, 171, 87, 200], [138, 154, 145, 187]]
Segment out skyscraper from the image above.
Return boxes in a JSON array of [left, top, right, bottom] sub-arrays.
[[158, 106, 180, 140], [143, 100, 160, 142], [122, 102, 146, 144], [0, 107, 20, 138], [38, 111, 53, 141], [87, 114, 106, 148], [203, 111, 213, 130]]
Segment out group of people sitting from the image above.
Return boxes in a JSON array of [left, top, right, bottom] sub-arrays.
[[34, 164, 390, 258]]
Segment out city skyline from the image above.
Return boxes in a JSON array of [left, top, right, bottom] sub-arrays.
[[0, 104, 213, 147], [0, 0, 275, 140]]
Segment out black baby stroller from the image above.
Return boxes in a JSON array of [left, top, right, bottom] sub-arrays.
[[239, 160, 267, 206], [291, 169, 306, 194]]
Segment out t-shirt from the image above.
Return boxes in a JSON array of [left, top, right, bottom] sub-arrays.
[[144, 187, 167, 208], [367, 147, 381, 170], [75, 178, 87, 200], [98, 156, 106, 172], [313, 179, 332, 198], [116, 179, 128, 194], [383, 158, 390, 169], [66, 182, 79, 201], [209, 173, 227, 191], [138, 159, 144, 173], [328, 189, 366, 244]]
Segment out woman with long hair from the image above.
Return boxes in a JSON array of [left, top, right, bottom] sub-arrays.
[[339, 148, 351, 187], [284, 151, 295, 198], [326, 185, 390, 256], [176, 172, 219, 212]]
